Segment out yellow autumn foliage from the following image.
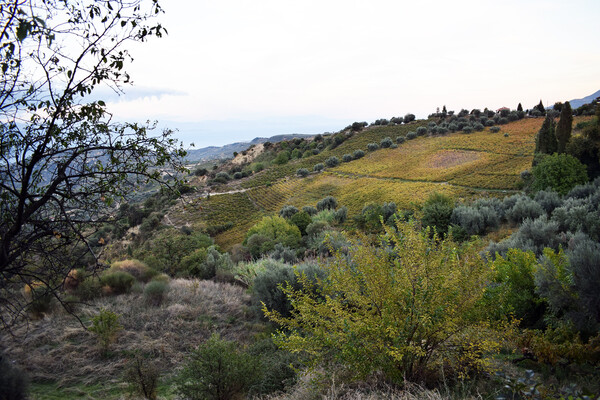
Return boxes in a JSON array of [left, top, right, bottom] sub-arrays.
[[264, 221, 516, 382]]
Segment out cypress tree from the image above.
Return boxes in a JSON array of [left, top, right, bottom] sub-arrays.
[[517, 103, 523, 112], [535, 100, 546, 115], [555, 101, 573, 153], [535, 114, 557, 155]]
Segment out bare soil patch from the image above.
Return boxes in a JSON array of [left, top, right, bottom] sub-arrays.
[[428, 150, 481, 169]]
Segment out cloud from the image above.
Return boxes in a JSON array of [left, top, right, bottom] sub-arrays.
[[88, 86, 187, 104]]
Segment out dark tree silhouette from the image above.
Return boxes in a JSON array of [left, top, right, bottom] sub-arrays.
[[0, 0, 185, 328], [556, 101, 573, 153]]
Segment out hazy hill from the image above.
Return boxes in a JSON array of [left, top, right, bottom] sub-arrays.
[[568, 89, 600, 109], [184, 133, 313, 163]]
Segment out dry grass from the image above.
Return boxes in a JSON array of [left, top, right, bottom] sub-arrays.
[[0, 279, 262, 387], [254, 371, 477, 400]]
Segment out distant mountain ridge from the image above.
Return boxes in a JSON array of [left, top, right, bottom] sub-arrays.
[[185, 133, 313, 163], [568, 89, 600, 109]]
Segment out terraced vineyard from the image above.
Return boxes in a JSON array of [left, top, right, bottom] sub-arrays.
[[246, 178, 304, 212], [240, 121, 429, 189], [334, 118, 546, 190], [169, 191, 264, 249], [173, 116, 592, 249]]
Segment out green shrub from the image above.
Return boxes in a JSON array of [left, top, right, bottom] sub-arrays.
[[488, 249, 546, 328], [396, 136, 406, 144], [100, 270, 135, 294], [342, 153, 352, 163], [421, 192, 455, 236], [151, 273, 170, 283], [324, 156, 339, 168], [0, 353, 28, 400], [89, 308, 122, 355], [296, 168, 309, 177], [279, 205, 299, 219], [214, 171, 231, 181], [334, 206, 348, 224], [532, 153, 588, 195], [305, 220, 330, 237], [110, 259, 156, 283], [380, 137, 393, 148], [534, 189, 562, 214], [302, 205, 318, 216], [490, 126, 501, 133], [506, 196, 544, 224], [144, 281, 169, 306], [244, 216, 302, 258], [175, 334, 262, 400], [312, 209, 336, 224], [253, 162, 264, 172], [416, 126, 427, 136], [406, 131, 417, 140], [252, 262, 325, 319], [353, 149, 365, 159], [290, 211, 312, 235], [269, 243, 297, 264], [76, 276, 103, 301], [316, 196, 337, 211], [273, 151, 290, 165], [367, 142, 379, 151], [247, 338, 299, 395], [313, 163, 324, 172]]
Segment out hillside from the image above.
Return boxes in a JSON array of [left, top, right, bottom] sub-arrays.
[[3, 110, 599, 400], [184, 134, 313, 163], [569, 89, 600, 109], [168, 117, 559, 250]]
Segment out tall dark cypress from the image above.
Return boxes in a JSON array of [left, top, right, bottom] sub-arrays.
[[556, 101, 573, 153], [535, 114, 557, 155], [517, 103, 523, 112], [536, 100, 546, 115]]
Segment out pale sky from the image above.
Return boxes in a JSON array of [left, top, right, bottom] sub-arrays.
[[105, 0, 600, 147]]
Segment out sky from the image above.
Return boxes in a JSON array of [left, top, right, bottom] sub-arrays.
[[104, 0, 600, 148]]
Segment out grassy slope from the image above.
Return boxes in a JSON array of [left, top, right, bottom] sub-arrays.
[[2, 279, 263, 399], [170, 118, 556, 250]]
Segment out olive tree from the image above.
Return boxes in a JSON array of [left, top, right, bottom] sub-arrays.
[[0, 0, 185, 328]]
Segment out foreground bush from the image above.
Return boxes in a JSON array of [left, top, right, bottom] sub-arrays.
[[175, 334, 261, 400], [265, 222, 514, 382]]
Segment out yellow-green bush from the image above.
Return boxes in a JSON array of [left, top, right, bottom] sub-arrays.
[[265, 222, 516, 382], [110, 259, 156, 282]]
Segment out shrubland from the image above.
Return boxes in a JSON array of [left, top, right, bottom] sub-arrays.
[[3, 101, 600, 399]]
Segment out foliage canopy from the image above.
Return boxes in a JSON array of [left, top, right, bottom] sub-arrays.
[[0, 0, 185, 328], [264, 222, 514, 381]]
